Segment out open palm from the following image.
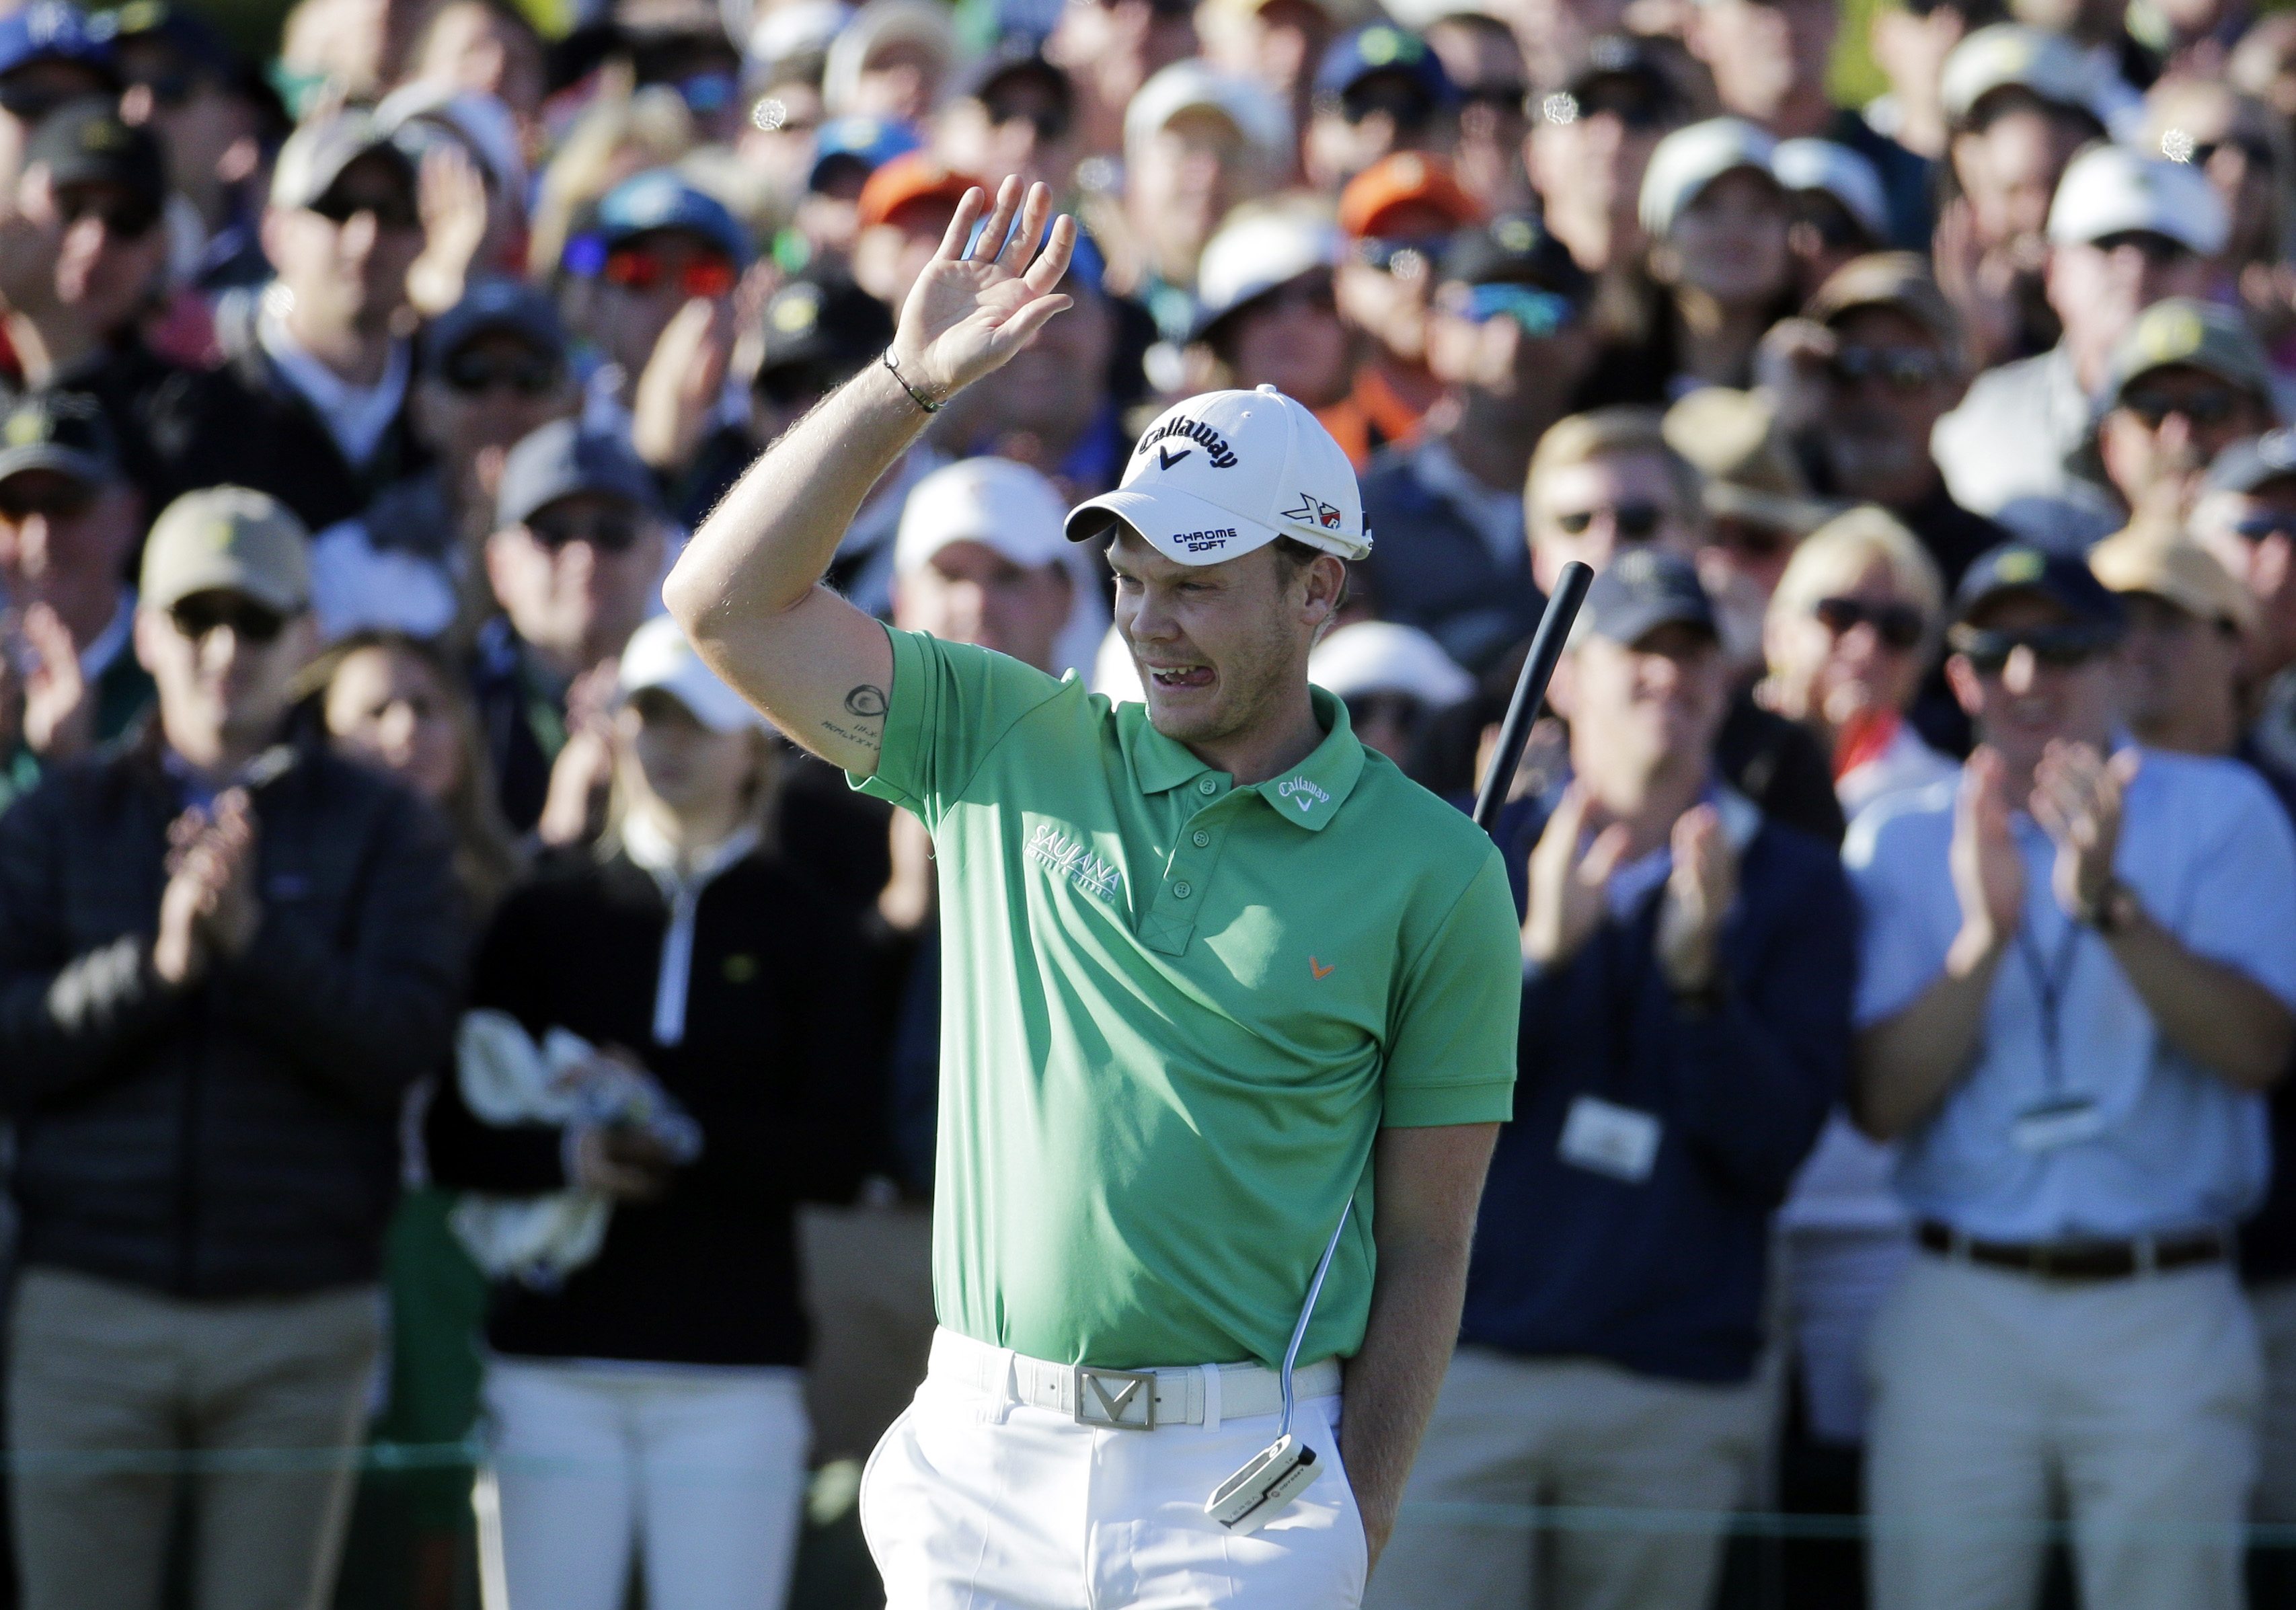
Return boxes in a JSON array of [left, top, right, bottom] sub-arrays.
[[890, 177, 1078, 401]]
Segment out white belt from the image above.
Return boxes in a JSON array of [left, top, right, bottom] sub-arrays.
[[927, 1327, 1341, 1431]]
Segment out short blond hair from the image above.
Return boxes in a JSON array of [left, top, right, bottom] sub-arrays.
[[1767, 504, 1945, 648], [1525, 408, 1704, 535]]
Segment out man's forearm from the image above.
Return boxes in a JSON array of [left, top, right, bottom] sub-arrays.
[[665, 360, 931, 629], [1339, 1225, 1476, 1574], [1851, 929, 2002, 1140], [2107, 910, 2295, 1090]]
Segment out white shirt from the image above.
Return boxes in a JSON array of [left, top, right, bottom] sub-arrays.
[[257, 300, 411, 470], [1930, 343, 2094, 528]]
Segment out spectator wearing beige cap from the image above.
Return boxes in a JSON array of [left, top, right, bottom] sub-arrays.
[[0, 483, 464, 1610], [2093, 522, 2257, 759]]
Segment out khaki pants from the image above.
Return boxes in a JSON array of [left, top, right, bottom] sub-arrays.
[[797, 1199, 935, 1463], [1864, 1253, 2260, 1610], [1365, 1346, 1766, 1610], [8, 1266, 383, 1610]]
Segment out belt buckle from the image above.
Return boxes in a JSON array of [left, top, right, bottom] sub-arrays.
[[1074, 1366, 1157, 1431]]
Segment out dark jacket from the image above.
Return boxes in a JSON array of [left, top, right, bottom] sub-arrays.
[[424, 845, 874, 1367], [467, 616, 561, 835], [1461, 792, 1854, 1383], [1355, 442, 1541, 673], [0, 730, 465, 1297], [209, 288, 428, 533]]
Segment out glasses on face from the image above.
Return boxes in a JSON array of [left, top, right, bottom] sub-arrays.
[[2191, 136, 2275, 170], [56, 184, 159, 241], [1830, 344, 1945, 393], [126, 66, 202, 108], [1952, 624, 2112, 674], [2090, 229, 2188, 266], [1341, 691, 1429, 729], [309, 186, 421, 233], [1710, 519, 1794, 560], [984, 97, 1071, 143], [1553, 502, 1665, 539], [1336, 84, 1439, 132], [1813, 595, 1925, 650], [756, 358, 850, 409], [0, 82, 71, 123], [1460, 81, 1529, 114], [442, 350, 562, 397], [1351, 236, 1445, 278], [2118, 385, 2247, 429], [1459, 282, 1577, 337], [527, 508, 645, 553], [170, 594, 286, 645], [0, 476, 94, 522], [603, 246, 738, 299], [2234, 510, 2296, 542]]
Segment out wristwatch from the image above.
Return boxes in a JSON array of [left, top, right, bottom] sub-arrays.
[[2077, 876, 2140, 935]]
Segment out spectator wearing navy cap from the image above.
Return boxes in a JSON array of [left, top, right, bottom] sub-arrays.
[[1356, 215, 1595, 671], [1526, 36, 1689, 286], [211, 109, 428, 532], [792, 114, 922, 262], [0, 3, 117, 183], [1849, 543, 2296, 1610], [308, 278, 579, 644], [1305, 24, 1459, 192], [937, 44, 1079, 198], [470, 418, 671, 841], [1371, 549, 1851, 1610]]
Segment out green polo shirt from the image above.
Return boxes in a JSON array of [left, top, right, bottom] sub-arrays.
[[856, 625, 1520, 1371]]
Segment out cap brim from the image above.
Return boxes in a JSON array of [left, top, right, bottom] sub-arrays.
[[147, 558, 306, 617], [0, 446, 106, 486], [621, 668, 766, 734], [1066, 484, 1287, 567]]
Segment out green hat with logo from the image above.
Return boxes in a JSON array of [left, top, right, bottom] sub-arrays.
[[2104, 298, 2273, 411]]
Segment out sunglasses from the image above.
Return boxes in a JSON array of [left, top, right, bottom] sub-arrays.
[[527, 509, 645, 553], [56, 184, 159, 241], [2233, 510, 2296, 542], [1554, 502, 1665, 539], [1336, 84, 1440, 132], [1831, 344, 1946, 392], [170, 594, 286, 645], [1710, 519, 1794, 560], [984, 98, 1071, 142], [126, 68, 201, 108], [1351, 236, 1446, 278], [1342, 691, 1430, 728], [0, 477, 95, 522], [1952, 624, 2113, 673], [0, 83, 72, 122], [2190, 137, 2274, 170], [2090, 229, 2188, 266], [603, 247, 738, 299], [2118, 386, 2248, 428], [1546, 88, 1671, 130], [1461, 81, 1529, 113], [1461, 282, 1576, 337], [442, 350, 562, 397], [309, 186, 421, 232], [1813, 595, 1924, 650], [755, 358, 852, 408]]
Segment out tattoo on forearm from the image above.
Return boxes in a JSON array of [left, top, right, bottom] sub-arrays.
[[820, 683, 888, 751]]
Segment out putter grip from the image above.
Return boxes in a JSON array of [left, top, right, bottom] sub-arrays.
[[1472, 560, 1594, 835]]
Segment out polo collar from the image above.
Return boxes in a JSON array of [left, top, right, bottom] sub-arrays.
[[1125, 687, 1367, 831]]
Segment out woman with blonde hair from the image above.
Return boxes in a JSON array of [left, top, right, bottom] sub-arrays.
[[1759, 504, 1957, 815]]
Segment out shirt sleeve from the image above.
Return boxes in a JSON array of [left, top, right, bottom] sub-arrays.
[[1381, 844, 1522, 1127], [1843, 798, 1954, 1030], [850, 624, 1069, 830], [2176, 765, 2296, 1010]]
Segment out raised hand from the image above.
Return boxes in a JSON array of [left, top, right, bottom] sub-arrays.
[[1950, 746, 2025, 959], [1522, 781, 1632, 970], [887, 177, 1076, 403], [633, 294, 734, 473], [19, 602, 89, 761], [1655, 804, 1738, 994], [2032, 740, 2137, 921]]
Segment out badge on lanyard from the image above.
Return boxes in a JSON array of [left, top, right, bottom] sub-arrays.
[[1558, 1095, 1662, 1183], [2012, 1094, 2106, 1153]]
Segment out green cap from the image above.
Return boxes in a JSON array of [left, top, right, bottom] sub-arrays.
[[139, 486, 311, 615], [2105, 298, 2273, 410]]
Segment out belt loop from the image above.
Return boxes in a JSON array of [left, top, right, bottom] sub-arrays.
[[1200, 1363, 1222, 1431], [987, 1346, 1020, 1425]]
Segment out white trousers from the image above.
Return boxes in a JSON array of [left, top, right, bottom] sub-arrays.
[[1864, 1254, 2261, 1610], [483, 1356, 810, 1610], [860, 1328, 1369, 1609]]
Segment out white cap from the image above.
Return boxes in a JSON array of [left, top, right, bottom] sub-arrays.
[[1940, 24, 2104, 126], [1772, 138, 1888, 241], [1192, 205, 1340, 337], [822, 0, 960, 116], [1638, 117, 1779, 239], [1124, 59, 1292, 177], [2046, 142, 2226, 254], [375, 83, 527, 201], [1309, 621, 1474, 707], [1067, 385, 1369, 566], [895, 457, 1071, 574], [619, 615, 770, 734], [747, 0, 853, 72]]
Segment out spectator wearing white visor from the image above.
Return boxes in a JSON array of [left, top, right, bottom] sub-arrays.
[[1634, 118, 1798, 395], [1307, 617, 1474, 776]]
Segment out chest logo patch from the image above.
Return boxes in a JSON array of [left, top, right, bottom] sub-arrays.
[[1028, 822, 1124, 903]]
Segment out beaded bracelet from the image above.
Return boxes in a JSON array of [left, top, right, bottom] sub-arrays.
[[882, 348, 943, 414]]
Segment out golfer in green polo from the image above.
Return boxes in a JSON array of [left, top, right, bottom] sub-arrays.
[[666, 178, 1520, 1609]]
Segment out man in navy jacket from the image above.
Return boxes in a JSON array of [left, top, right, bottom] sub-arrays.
[[1370, 551, 1855, 1610]]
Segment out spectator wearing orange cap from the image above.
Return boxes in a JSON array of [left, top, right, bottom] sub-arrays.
[[1334, 151, 1484, 450], [852, 151, 985, 309]]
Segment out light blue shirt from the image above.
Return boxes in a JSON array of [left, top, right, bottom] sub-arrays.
[[1845, 749, 2296, 1241]]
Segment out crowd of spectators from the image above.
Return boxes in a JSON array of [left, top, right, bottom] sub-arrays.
[[7, 0, 2296, 1605]]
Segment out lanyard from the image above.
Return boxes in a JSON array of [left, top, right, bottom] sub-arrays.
[[2014, 918, 2084, 1096]]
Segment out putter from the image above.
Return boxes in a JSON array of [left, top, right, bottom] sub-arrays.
[[1472, 560, 1594, 835]]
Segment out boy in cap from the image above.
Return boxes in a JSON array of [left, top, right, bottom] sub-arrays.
[[1849, 543, 2296, 1610], [0, 483, 463, 1610], [1374, 549, 1852, 1610], [2089, 297, 2279, 529], [1305, 24, 1459, 192], [668, 176, 1520, 1607]]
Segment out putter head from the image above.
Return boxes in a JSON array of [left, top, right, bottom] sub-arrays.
[[1205, 1434, 1320, 1534]]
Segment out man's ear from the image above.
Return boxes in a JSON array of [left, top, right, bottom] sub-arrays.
[[132, 605, 164, 675], [1545, 648, 1579, 722]]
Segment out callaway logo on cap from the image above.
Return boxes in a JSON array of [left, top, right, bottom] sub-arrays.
[[1065, 386, 1371, 566]]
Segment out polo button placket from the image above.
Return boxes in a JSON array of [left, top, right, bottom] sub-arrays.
[[1140, 790, 1237, 956]]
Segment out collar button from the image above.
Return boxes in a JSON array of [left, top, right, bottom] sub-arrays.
[[1197, 777, 1217, 796]]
